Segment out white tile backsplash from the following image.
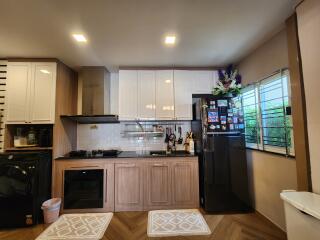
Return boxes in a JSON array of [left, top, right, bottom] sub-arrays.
[[77, 121, 191, 151]]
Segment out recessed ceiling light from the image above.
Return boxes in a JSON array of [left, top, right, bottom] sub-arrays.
[[165, 79, 171, 83], [72, 34, 87, 42], [40, 69, 50, 74], [165, 35, 176, 45]]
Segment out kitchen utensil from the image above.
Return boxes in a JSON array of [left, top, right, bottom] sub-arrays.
[[165, 128, 169, 143], [178, 126, 183, 144]]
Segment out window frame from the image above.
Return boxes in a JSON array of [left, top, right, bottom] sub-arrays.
[[240, 68, 295, 157]]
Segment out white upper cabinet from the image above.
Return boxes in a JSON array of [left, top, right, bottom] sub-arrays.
[[6, 62, 31, 123], [192, 70, 217, 94], [119, 70, 138, 120], [118, 69, 217, 120], [174, 70, 193, 120], [156, 70, 174, 120], [138, 71, 156, 120], [30, 63, 56, 123], [6, 62, 56, 124]]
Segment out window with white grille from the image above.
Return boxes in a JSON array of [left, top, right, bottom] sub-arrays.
[[242, 69, 294, 156]]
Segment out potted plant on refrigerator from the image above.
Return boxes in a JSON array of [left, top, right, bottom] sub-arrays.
[[212, 64, 242, 97]]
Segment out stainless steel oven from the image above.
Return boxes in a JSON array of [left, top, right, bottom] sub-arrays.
[[63, 169, 103, 209]]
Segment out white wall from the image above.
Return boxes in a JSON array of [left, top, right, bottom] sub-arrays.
[[297, 0, 320, 193], [237, 29, 297, 230], [77, 121, 191, 151]]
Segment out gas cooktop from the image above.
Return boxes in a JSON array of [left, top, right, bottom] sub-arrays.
[[67, 149, 121, 158]]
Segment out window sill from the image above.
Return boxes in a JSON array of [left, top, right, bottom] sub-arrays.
[[245, 147, 295, 159]]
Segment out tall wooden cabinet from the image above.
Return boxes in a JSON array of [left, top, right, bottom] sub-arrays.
[[6, 62, 56, 124]]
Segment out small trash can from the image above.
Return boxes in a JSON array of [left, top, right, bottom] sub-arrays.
[[41, 198, 61, 224]]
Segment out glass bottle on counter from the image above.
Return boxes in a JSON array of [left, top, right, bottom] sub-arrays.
[[27, 127, 37, 145]]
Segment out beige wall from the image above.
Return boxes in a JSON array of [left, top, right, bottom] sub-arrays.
[[239, 29, 289, 85], [247, 150, 297, 230], [297, 0, 320, 194], [237, 29, 297, 230]]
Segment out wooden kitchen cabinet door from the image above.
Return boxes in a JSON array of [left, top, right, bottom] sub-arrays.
[[115, 161, 144, 211], [144, 161, 172, 210], [171, 160, 199, 208]]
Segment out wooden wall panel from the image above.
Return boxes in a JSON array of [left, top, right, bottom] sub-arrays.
[[286, 14, 311, 191], [52, 61, 78, 159]]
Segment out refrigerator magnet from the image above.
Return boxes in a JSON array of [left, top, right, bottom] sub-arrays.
[[233, 116, 238, 123]]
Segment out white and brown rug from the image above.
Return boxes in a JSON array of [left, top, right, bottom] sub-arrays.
[[147, 209, 211, 237], [36, 213, 113, 240]]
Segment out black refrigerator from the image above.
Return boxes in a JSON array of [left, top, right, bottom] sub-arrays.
[[192, 94, 251, 213]]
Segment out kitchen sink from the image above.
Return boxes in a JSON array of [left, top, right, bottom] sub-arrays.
[[149, 150, 167, 156], [149, 150, 190, 156]]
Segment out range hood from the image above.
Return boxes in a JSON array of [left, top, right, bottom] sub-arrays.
[[61, 115, 119, 124], [61, 66, 119, 124]]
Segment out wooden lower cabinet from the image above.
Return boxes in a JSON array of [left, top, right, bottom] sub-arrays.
[[114, 161, 144, 211], [143, 158, 199, 210], [144, 160, 172, 210], [171, 160, 199, 208], [53, 159, 114, 213], [53, 157, 199, 213]]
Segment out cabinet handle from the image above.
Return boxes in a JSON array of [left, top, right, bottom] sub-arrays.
[[153, 163, 165, 166], [70, 165, 100, 169]]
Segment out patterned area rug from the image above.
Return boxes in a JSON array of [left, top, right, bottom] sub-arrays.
[[36, 213, 113, 240], [147, 209, 211, 237]]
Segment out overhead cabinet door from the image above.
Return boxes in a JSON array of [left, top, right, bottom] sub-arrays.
[[174, 70, 193, 120], [156, 70, 174, 120], [30, 63, 56, 123], [138, 71, 156, 119], [6, 62, 31, 123], [119, 70, 138, 120], [192, 70, 216, 94]]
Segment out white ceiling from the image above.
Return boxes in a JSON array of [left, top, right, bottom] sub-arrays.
[[0, 0, 296, 72]]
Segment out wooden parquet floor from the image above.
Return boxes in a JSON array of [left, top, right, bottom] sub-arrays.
[[0, 211, 287, 240]]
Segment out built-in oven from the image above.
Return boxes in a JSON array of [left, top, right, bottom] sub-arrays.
[[63, 169, 103, 209]]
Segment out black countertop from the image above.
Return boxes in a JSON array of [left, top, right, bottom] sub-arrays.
[[55, 151, 197, 160]]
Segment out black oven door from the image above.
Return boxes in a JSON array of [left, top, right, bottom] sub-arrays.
[[64, 169, 103, 209]]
